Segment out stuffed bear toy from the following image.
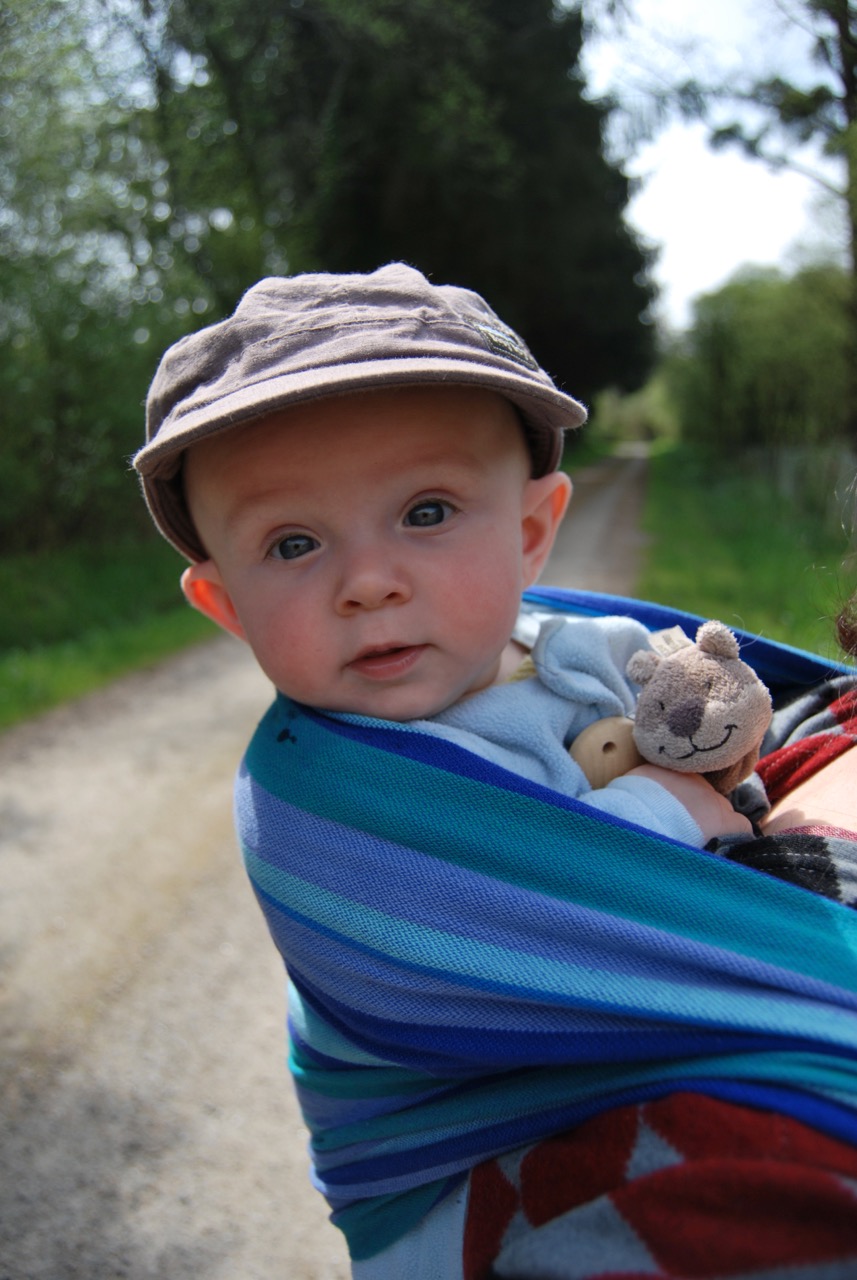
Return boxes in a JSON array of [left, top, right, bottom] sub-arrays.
[[570, 621, 773, 795]]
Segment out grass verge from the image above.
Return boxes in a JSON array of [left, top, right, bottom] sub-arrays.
[[0, 540, 215, 731], [636, 444, 855, 661]]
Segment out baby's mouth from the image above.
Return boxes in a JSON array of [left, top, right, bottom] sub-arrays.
[[348, 644, 427, 679]]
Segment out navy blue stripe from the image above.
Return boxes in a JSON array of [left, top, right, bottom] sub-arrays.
[[290, 966, 803, 1072], [317, 1076, 857, 1186]]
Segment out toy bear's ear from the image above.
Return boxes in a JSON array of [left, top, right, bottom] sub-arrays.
[[695, 620, 740, 660], [627, 649, 660, 686]]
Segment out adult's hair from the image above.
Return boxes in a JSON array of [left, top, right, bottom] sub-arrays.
[[837, 593, 857, 657]]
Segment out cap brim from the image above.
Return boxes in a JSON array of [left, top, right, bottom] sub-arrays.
[[135, 357, 587, 561]]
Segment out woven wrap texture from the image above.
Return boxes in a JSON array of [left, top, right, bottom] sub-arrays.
[[235, 589, 857, 1261]]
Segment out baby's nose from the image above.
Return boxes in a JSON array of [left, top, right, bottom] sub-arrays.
[[335, 548, 412, 613]]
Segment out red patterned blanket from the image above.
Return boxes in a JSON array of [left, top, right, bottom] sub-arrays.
[[466, 677, 857, 1279]]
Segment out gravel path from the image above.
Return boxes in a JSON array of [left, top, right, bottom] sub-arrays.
[[0, 450, 647, 1279]]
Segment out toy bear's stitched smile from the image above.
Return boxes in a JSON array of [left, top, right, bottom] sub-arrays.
[[661, 722, 738, 760]]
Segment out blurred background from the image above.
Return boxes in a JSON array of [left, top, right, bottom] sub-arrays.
[[2, 0, 855, 728]]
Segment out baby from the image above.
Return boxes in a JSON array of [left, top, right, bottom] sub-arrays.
[[132, 264, 857, 1280], [134, 263, 750, 850]]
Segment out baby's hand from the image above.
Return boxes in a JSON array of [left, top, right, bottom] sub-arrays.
[[628, 764, 753, 843]]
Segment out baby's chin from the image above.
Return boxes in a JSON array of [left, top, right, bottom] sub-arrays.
[[307, 684, 489, 725], [279, 654, 508, 723]]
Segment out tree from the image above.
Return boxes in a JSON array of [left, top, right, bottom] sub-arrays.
[[134, 0, 657, 401], [0, 0, 208, 549], [665, 263, 850, 457], [671, 1, 857, 447], [0, 0, 659, 552]]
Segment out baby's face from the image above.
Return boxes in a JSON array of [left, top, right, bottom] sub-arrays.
[[183, 385, 558, 720]]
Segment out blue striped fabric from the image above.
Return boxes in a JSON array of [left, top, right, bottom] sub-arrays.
[[235, 590, 857, 1261]]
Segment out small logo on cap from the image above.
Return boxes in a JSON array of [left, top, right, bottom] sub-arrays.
[[474, 323, 539, 371]]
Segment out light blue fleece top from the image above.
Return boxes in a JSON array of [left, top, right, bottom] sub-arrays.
[[422, 613, 704, 846]]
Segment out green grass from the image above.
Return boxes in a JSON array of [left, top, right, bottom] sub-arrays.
[[0, 607, 215, 730], [637, 444, 854, 661], [0, 538, 198, 649], [0, 538, 215, 730]]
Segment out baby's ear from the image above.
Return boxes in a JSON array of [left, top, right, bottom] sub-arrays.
[[520, 471, 572, 586], [181, 561, 246, 641]]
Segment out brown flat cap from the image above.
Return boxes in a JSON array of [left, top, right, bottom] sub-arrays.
[[133, 262, 586, 560]]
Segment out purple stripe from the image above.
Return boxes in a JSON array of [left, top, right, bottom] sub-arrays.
[[239, 771, 857, 1010]]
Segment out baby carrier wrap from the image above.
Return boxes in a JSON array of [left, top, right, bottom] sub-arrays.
[[235, 588, 857, 1261]]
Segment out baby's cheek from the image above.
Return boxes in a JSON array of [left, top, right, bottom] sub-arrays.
[[256, 616, 317, 692]]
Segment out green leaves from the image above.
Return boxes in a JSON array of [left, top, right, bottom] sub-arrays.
[[641, 0, 857, 445], [153, 0, 655, 396], [666, 264, 851, 454]]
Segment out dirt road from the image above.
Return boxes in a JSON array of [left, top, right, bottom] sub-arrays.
[[0, 450, 647, 1280], [544, 444, 649, 594]]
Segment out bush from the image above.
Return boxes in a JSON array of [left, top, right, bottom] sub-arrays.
[[666, 264, 850, 455]]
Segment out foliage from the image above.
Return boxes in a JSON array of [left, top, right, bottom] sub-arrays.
[[664, 263, 851, 455], [134, 0, 657, 398], [0, 534, 213, 729], [0, 606, 213, 731], [595, 261, 855, 544], [672, 0, 857, 444], [0, 537, 192, 649], [0, 0, 656, 557], [0, 0, 210, 552], [586, 1, 857, 442], [637, 443, 855, 662], [698, 2, 855, 190], [588, 369, 681, 446]]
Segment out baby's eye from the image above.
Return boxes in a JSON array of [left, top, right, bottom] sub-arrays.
[[269, 533, 319, 561], [404, 500, 455, 528]]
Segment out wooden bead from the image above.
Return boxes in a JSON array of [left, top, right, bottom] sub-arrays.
[[569, 716, 643, 789]]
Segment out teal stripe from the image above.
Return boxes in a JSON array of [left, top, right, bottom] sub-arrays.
[[245, 704, 857, 992], [333, 1181, 451, 1263], [312, 1050, 857, 1160], [288, 981, 394, 1069], [247, 849, 857, 1060], [291, 1050, 440, 1101]]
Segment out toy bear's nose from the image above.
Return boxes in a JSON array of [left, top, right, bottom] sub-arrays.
[[666, 697, 704, 739]]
